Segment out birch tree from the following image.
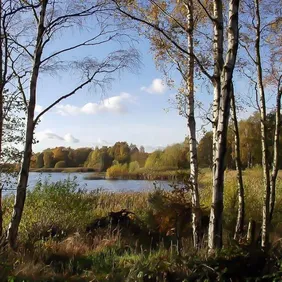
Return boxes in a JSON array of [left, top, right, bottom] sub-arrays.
[[240, 0, 282, 248], [109, 0, 241, 250], [202, 0, 240, 250], [5, 0, 138, 249], [230, 83, 245, 240], [108, 0, 212, 249], [0, 0, 28, 236]]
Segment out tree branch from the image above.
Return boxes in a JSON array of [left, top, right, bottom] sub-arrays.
[[112, 0, 213, 81], [40, 30, 120, 65]]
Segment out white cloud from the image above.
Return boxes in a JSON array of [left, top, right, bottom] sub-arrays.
[[141, 78, 167, 94], [56, 104, 79, 116], [35, 105, 43, 113], [64, 133, 79, 143], [56, 92, 133, 116], [35, 130, 80, 143]]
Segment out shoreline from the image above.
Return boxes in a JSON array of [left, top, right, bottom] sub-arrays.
[[29, 168, 187, 181]]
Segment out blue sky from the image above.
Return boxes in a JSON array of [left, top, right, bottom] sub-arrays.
[[32, 21, 216, 153], [31, 13, 259, 153]]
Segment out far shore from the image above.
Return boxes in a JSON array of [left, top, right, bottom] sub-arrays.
[[29, 167, 187, 181], [30, 167, 96, 173]]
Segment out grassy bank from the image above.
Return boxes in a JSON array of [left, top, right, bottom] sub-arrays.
[[85, 168, 189, 181], [30, 166, 188, 181], [30, 167, 95, 173], [2, 169, 282, 281]]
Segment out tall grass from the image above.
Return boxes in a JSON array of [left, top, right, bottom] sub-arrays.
[[2, 169, 282, 281]]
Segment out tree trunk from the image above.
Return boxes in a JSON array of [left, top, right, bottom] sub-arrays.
[[209, 0, 240, 251], [247, 219, 256, 245], [254, 0, 271, 249], [0, 0, 4, 237], [209, 0, 224, 251], [185, 0, 201, 249], [231, 83, 245, 240], [269, 80, 282, 222], [6, 0, 47, 249]]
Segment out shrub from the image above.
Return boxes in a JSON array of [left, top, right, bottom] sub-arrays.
[[129, 161, 140, 173], [106, 163, 128, 179], [3, 178, 99, 243], [54, 160, 66, 168]]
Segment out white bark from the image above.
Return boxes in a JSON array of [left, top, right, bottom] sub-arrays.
[[209, 0, 224, 251], [0, 0, 4, 236], [269, 77, 282, 222], [254, 0, 271, 249], [185, 0, 201, 249], [208, 0, 240, 250], [231, 83, 245, 240]]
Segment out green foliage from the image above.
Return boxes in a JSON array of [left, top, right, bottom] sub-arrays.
[[108, 142, 131, 164], [84, 146, 113, 171], [129, 161, 140, 172], [3, 170, 282, 281], [130, 151, 148, 168], [43, 150, 55, 168], [31, 147, 93, 169], [198, 131, 213, 168], [54, 161, 66, 168], [145, 150, 162, 169], [3, 179, 97, 242], [53, 147, 69, 164], [106, 163, 129, 179], [70, 147, 92, 167], [29, 111, 282, 172], [34, 153, 44, 168], [145, 143, 189, 170]]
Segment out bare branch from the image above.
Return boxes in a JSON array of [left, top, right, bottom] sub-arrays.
[[112, 0, 213, 81], [239, 41, 256, 64], [40, 30, 121, 65], [195, 0, 215, 23]]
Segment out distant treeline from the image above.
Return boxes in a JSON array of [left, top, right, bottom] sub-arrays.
[[30, 142, 190, 172], [30, 111, 282, 173]]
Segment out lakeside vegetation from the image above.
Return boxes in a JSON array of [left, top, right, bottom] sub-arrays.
[[29, 111, 282, 181], [30, 167, 96, 173], [1, 169, 282, 281]]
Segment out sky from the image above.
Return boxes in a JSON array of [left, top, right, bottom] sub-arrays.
[[29, 16, 214, 153], [28, 8, 257, 153]]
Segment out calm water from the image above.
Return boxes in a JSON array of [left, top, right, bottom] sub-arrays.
[[4, 172, 170, 194]]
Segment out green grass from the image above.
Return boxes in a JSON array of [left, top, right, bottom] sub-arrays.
[[2, 168, 282, 281]]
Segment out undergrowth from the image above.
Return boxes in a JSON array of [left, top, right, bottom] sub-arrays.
[[1, 169, 282, 281]]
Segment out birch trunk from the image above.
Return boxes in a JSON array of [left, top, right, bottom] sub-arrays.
[[231, 83, 245, 240], [6, 0, 47, 249], [211, 0, 224, 168], [209, 0, 240, 250], [269, 79, 282, 222], [209, 0, 224, 251], [254, 0, 271, 249], [185, 0, 201, 249], [0, 0, 4, 236]]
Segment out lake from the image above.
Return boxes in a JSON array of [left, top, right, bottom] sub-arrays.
[[3, 172, 171, 194]]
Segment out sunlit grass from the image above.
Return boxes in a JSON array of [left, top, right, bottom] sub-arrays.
[[3, 168, 282, 281]]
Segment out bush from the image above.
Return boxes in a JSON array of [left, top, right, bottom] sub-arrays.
[[129, 161, 140, 173], [3, 178, 99, 243], [54, 160, 66, 168], [106, 163, 128, 179]]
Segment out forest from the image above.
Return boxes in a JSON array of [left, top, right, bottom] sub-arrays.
[[0, 0, 282, 281], [30, 111, 282, 175]]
